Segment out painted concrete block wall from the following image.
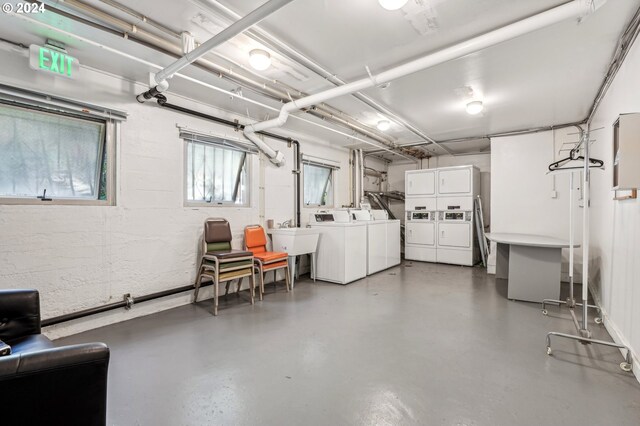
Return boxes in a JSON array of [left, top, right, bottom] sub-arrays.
[[488, 128, 583, 280], [0, 48, 351, 338], [587, 34, 640, 375]]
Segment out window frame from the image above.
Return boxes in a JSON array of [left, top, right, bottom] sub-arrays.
[[182, 136, 252, 208], [0, 101, 117, 206], [302, 162, 335, 208]]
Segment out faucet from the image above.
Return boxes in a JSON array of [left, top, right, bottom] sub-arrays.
[[279, 219, 292, 228]]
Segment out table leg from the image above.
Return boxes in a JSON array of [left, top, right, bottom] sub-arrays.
[[496, 242, 510, 280], [508, 245, 562, 303]]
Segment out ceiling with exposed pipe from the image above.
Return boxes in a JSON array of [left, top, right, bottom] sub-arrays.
[[0, 0, 638, 161]]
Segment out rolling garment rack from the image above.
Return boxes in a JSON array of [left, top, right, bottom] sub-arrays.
[[543, 127, 633, 372], [542, 131, 602, 322]]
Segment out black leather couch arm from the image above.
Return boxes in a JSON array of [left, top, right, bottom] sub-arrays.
[[0, 289, 41, 341], [0, 343, 110, 426], [8, 342, 109, 375]]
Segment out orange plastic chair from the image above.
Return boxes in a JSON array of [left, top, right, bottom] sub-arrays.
[[244, 225, 290, 299]]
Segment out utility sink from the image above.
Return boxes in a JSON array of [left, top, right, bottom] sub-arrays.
[[267, 227, 319, 256]]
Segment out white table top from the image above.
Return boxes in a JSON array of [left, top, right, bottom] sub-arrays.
[[486, 232, 578, 248]]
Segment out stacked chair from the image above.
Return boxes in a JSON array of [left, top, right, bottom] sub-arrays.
[[194, 218, 256, 315], [244, 225, 291, 299]]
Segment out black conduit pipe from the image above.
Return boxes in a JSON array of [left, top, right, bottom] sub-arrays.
[[153, 94, 302, 225], [154, 95, 294, 143], [41, 281, 215, 327]]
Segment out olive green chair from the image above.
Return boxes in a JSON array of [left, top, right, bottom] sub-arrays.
[[194, 218, 255, 315]]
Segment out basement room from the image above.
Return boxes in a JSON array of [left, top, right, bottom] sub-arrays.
[[1, 0, 640, 425]]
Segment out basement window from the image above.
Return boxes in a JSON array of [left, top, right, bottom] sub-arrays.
[[303, 162, 335, 207], [0, 102, 114, 205], [182, 131, 253, 206]]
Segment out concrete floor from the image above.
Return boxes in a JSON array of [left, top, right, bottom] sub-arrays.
[[57, 261, 640, 426]]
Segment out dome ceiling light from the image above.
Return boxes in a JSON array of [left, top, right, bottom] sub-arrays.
[[377, 120, 391, 131], [249, 49, 271, 71], [378, 0, 409, 11], [466, 101, 484, 115]]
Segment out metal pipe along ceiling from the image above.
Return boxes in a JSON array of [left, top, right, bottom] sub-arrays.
[[243, 0, 607, 164], [40, 0, 414, 158], [192, 0, 453, 155], [138, 0, 296, 100]]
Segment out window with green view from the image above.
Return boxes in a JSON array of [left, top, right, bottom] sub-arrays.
[[0, 103, 107, 201]]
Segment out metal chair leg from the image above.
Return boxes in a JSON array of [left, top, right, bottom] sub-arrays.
[[194, 274, 202, 302], [194, 259, 204, 302], [195, 260, 203, 281], [236, 277, 244, 296], [259, 268, 265, 301], [214, 278, 219, 316], [249, 271, 255, 305]]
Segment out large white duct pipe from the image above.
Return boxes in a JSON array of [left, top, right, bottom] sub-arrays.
[[138, 0, 295, 101], [245, 127, 287, 165], [245, 0, 606, 166]]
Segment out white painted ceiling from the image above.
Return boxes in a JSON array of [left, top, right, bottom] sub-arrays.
[[0, 0, 638, 159]]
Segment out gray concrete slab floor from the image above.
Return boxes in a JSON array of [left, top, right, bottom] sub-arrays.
[[57, 261, 640, 426]]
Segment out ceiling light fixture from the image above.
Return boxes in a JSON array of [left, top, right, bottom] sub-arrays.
[[377, 120, 391, 131], [249, 49, 271, 71], [378, 0, 408, 10], [466, 101, 484, 115]]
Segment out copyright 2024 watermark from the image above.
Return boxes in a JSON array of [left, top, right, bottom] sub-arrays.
[[2, 2, 46, 13]]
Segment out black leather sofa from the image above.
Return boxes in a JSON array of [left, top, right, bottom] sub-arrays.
[[0, 289, 110, 426]]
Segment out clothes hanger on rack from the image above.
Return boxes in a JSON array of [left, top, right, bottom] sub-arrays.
[[548, 145, 604, 172]]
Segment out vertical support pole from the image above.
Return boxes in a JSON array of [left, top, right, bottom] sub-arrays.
[[581, 128, 590, 335], [569, 172, 574, 304]]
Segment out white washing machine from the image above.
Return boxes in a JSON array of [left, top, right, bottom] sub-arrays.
[[351, 209, 401, 275], [405, 210, 437, 262], [374, 210, 401, 271], [436, 210, 477, 266], [309, 211, 367, 284]]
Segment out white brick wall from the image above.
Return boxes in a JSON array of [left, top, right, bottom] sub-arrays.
[[0, 48, 351, 339]]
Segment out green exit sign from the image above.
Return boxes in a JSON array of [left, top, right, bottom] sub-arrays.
[[29, 44, 80, 79]]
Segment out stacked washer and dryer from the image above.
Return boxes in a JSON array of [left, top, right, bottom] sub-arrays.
[[405, 165, 480, 266]]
